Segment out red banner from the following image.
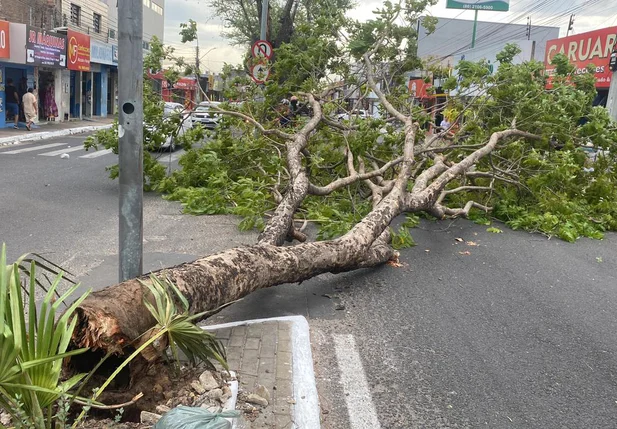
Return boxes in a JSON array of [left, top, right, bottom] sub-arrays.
[[408, 79, 432, 99], [545, 27, 617, 89], [0, 21, 9, 59], [67, 30, 90, 71]]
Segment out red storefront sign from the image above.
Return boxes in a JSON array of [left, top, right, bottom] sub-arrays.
[[408, 78, 432, 98], [545, 27, 617, 89], [0, 20, 10, 59], [149, 72, 197, 90], [67, 30, 90, 71]]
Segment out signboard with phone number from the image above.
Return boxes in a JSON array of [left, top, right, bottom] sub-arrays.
[[446, 0, 509, 12]]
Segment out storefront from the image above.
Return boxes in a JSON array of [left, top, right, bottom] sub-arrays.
[[25, 25, 67, 122], [0, 20, 11, 129], [90, 39, 118, 117], [148, 71, 198, 109], [0, 22, 38, 128], [545, 27, 617, 106], [67, 29, 91, 119]]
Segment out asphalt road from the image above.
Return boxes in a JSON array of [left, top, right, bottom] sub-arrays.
[[2, 135, 617, 428]]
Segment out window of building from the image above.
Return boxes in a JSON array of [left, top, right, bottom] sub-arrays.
[[151, 2, 163, 15], [93, 13, 101, 33], [143, 0, 151, 7], [108, 28, 116, 40], [70, 3, 81, 26], [142, 41, 150, 50]]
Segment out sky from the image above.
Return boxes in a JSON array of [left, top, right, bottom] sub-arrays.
[[162, 0, 617, 73]]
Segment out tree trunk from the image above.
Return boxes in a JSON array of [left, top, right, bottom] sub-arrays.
[[73, 238, 396, 354]]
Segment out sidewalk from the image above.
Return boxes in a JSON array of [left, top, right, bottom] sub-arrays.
[[205, 317, 320, 429], [0, 117, 115, 146]]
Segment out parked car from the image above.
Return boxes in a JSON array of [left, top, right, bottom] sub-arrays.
[[191, 102, 222, 130], [145, 102, 192, 152], [336, 109, 371, 121]]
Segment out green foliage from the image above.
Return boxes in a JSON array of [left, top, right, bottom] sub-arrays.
[[140, 274, 227, 371], [0, 244, 91, 429], [391, 226, 416, 249]]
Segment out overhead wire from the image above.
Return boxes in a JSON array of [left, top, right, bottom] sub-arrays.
[[431, 0, 606, 64]]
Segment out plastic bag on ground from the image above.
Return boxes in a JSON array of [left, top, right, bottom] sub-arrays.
[[154, 406, 240, 429]]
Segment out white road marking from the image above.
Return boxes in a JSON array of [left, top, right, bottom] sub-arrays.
[[157, 151, 184, 163], [0, 142, 66, 154], [79, 149, 114, 158], [39, 145, 87, 156], [333, 334, 382, 429]]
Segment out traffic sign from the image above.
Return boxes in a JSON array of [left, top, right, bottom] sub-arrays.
[[250, 63, 270, 84], [252, 40, 273, 60]]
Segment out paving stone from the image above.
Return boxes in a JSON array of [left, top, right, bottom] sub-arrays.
[[277, 322, 291, 334], [241, 348, 260, 375], [240, 374, 257, 389], [213, 327, 232, 340], [272, 402, 292, 415], [245, 337, 260, 350], [275, 351, 293, 380], [232, 325, 247, 337], [229, 334, 245, 348], [273, 413, 294, 429], [247, 323, 264, 338], [225, 345, 243, 360], [273, 379, 293, 399], [277, 338, 292, 353]]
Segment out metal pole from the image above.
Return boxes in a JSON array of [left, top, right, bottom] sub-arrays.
[[471, 9, 478, 49], [608, 72, 617, 122], [260, 0, 269, 40], [118, 0, 144, 281]]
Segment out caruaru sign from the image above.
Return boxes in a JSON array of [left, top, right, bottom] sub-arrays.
[[545, 27, 617, 89], [446, 0, 510, 12]]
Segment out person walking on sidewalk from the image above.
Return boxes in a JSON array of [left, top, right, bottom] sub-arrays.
[[22, 88, 38, 131], [5, 78, 20, 129]]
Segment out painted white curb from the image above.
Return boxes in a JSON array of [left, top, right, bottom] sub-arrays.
[[204, 316, 321, 429], [0, 124, 113, 146]]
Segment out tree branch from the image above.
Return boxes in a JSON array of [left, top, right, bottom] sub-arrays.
[[308, 156, 403, 196]]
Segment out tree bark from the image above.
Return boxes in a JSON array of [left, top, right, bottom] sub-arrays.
[[73, 238, 396, 354]]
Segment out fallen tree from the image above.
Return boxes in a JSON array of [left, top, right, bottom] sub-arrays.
[[75, 1, 617, 357]]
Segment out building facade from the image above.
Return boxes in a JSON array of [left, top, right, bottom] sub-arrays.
[[418, 17, 560, 66], [0, 0, 163, 128]]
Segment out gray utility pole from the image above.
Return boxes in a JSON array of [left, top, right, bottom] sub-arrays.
[[260, 0, 269, 40], [608, 45, 617, 122], [118, 0, 144, 281], [608, 70, 617, 122]]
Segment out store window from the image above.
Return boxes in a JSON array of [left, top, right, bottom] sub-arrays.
[[93, 13, 101, 33], [70, 3, 81, 26]]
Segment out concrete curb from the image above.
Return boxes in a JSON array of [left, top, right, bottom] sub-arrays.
[[0, 124, 114, 146], [204, 316, 321, 429]]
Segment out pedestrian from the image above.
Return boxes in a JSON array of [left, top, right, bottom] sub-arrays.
[[5, 78, 20, 129], [440, 116, 451, 131], [22, 88, 38, 131]]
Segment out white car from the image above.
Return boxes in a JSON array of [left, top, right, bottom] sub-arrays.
[[145, 102, 193, 152], [191, 102, 221, 130], [336, 109, 371, 121]]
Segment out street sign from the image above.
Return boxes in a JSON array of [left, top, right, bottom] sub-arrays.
[[252, 40, 273, 60], [250, 63, 270, 84], [446, 0, 509, 12]]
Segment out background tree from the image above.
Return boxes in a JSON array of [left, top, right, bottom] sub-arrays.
[[74, 1, 617, 364]]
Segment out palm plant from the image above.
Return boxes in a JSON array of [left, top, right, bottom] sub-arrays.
[[0, 244, 91, 429], [140, 273, 227, 370]]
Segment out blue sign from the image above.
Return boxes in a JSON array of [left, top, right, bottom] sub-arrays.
[[91, 40, 117, 65]]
